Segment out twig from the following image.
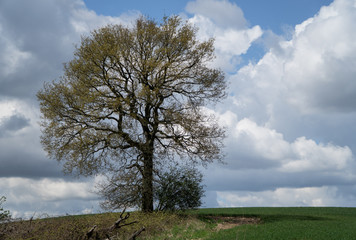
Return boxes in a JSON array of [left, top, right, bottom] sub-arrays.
[[84, 208, 142, 240], [109, 208, 138, 231], [86, 225, 97, 239], [128, 227, 146, 240]]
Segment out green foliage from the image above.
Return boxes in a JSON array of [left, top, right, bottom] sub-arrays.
[[0, 196, 11, 239], [155, 165, 205, 211], [0, 196, 11, 222]]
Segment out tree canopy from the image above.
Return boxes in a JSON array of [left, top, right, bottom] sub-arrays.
[[37, 16, 226, 212]]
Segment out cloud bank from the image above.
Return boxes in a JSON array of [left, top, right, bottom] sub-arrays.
[[201, 0, 356, 207]]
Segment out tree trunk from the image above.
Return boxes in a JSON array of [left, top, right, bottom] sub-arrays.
[[142, 151, 154, 212]]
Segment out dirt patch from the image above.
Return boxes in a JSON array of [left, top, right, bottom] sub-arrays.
[[205, 216, 260, 231]]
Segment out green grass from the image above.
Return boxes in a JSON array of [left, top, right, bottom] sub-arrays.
[[193, 207, 356, 240], [1, 207, 356, 239]]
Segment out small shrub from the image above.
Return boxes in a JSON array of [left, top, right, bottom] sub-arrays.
[[0, 196, 11, 239], [0, 196, 11, 222], [155, 166, 205, 211]]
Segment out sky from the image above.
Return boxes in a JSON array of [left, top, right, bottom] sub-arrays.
[[2, 0, 356, 218]]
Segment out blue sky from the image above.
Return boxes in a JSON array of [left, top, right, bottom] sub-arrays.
[[84, 0, 333, 34], [84, 0, 334, 69], [1, 0, 356, 218]]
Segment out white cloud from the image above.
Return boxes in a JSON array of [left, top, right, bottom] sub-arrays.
[[233, 118, 291, 161], [282, 137, 353, 172], [200, 0, 356, 209], [189, 17, 262, 71], [0, 0, 139, 100], [218, 115, 355, 173], [186, 0, 246, 29], [283, 0, 356, 113], [228, 0, 356, 121], [200, 108, 356, 198], [215, 25, 262, 56], [216, 186, 344, 207], [0, 100, 18, 119], [70, 4, 140, 34], [186, 0, 263, 72], [0, 177, 99, 218]]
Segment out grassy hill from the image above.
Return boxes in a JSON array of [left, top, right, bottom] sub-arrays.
[[1, 207, 356, 239]]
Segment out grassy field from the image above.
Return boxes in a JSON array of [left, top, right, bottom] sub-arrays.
[[1, 207, 356, 239], [194, 207, 356, 240]]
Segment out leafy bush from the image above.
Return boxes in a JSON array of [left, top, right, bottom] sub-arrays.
[[155, 166, 205, 211], [97, 165, 205, 212]]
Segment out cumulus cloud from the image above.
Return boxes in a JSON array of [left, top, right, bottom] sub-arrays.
[[222, 0, 356, 149], [201, 106, 356, 196], [202, 0, 356, 207], [202, 115, 356, 194], [0, 177, 100, 218], [216, 186, 349, 207], [281, 137, 353, 172], [283, 0, 356, 113], [0, 0, 139, 100], [186, 0, 246, 29], [230, 0, 356, 115], [186, 0, 262, 71], [224, 117, 354, 173]]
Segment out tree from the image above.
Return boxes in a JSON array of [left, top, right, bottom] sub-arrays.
[[155, 165, 204, 211], [37, 16, 226, 212]]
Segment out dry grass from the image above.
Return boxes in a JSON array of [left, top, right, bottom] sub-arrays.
[[210, 216, 260, 231], [0, 210, 262, 240], [0, 211, 184, 240]]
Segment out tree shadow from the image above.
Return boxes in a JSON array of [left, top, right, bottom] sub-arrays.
[[197, 213, 330, 225]]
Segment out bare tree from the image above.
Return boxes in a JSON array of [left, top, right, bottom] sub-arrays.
[[37, 16, 226, 212]]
